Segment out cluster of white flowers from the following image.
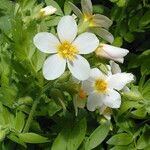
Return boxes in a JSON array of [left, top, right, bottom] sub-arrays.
[[33, 4, 134, 119]]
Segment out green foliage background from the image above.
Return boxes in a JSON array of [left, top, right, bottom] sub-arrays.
[[0, 0, 150, 149]]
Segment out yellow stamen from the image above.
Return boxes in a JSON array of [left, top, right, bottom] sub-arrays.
[[79, 88, 87, 99], [84, 14, 93, 22], [57, 41, 79, 60], [83, 14, 96, 27], [94, 79, 108, 93]]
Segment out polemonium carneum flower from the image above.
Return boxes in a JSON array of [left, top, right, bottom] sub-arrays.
[[34, 16, 99, 80], [69, 0, 114, 43], [82, 68, 134, 111]]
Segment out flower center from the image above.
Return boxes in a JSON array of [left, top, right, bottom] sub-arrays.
[[84, 14, 92, 21], [84, 14, 96, 27], [57, 41, 79, 60], [94, 79, 108, 93], [79, 88, 87, 99]]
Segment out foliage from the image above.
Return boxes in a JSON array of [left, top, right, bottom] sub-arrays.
[[0, 0, 149, 149]]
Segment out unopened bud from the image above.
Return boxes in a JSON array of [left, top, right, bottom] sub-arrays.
[[40, 6, 57, 16]]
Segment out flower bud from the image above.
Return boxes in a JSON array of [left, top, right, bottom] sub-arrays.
[[95, 44, 129, 63], [39, 6, 57, 16]]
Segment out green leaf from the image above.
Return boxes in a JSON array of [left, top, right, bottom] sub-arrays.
[[52, 118, 86, 150], [131, 107, 147, 119], [67, 118, 86, 150], [46, 16, 61, 27], [48, 100, 61, 117], [14, 111, 25, 132], [117, 0, 127, 7], [85, 121, 110, 150], [124, 32, 134, 43], [45, 0, 63, 15], [112, 37, 123, 47], [137, 129, 150, 149], [142, 80, 150, 99], [7, 133, 27, 148], [32, 50, 46, 72], [0, 130, 6, 142], [64, 0, 73, 15], [18, 133, 49, 143], [139, 10, 150, 27], [110, 144, 135, 150], [107, 133, 133, 145]]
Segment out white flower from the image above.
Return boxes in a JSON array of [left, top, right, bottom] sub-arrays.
[[33, 16, 99, 80], [95, 44, 129, 63], [82, 68, 134, 111], [40, 6, 57, 16]]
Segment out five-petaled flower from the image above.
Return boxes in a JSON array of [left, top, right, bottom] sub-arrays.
[[82, 68, 134, 111], [33, 15, 99, 80], [69, 0, 114, 43]]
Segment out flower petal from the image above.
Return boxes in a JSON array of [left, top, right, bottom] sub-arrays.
[[33, 32, 60, 53], [73, 32, 99, 54], [67, 55, 90, 80], [43, 54, 66, 80], [91, 27, 114, 44], [108, 73, 134, 90], [81, 0, 93, 16], [110, 61, 121, 74], [87, 92, 103, 111], [90, 68, 107, 80], [93, 14, 112, 29], [57, 16, 77, 43], [82, 80, 94, 95], [69, 2, 83, 19], [104, 89, 121, 108]]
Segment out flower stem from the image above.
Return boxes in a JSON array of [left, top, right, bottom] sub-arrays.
[[23, 81, 54, 133], [23, 96, 41, 133]]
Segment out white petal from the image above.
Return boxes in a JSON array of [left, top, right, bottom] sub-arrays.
[[114, 58, 124, 63], [33, 32, 60, 53], [73, 32, 99, 54], [43, 54, 66, 80], [104, 89, 121, 108], [57, 16, 77, 43], [110, 61, 121, 74], [93, 14, 112, 29], [67, 55, 90, 80], [102, 44, 129, 58], [87, 92, 103, 111], [82, 80, 94, 95], [108, 73, 134, 90], [91, 28, 114, 44], [90, 68, 107, 80], [81, 0, 93, 16]]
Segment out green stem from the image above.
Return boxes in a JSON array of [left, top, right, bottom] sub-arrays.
[[23, 81, 54, 133], [23, 96, 41, 133]]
